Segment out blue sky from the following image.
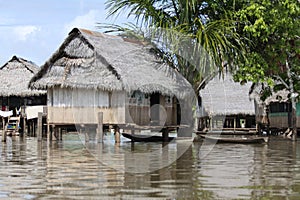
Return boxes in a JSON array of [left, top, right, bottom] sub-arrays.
[[0, 0, 132, 66]]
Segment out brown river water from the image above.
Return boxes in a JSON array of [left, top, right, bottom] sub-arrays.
[[0, 133, 300, 199]]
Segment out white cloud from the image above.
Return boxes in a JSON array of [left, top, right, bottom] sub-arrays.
[[63, 10, 100, 35], [13, 25, 40, 41]]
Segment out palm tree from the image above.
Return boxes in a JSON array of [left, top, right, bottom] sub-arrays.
[[103, 0, 246, 93]]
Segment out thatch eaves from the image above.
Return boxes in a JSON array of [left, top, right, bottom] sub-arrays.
[[199, 72, 255, 116], [29, 28, 193, 99], [0, 56, 46, 97]]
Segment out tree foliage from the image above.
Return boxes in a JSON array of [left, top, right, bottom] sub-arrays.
[[103, 0, 247, 92], [234, 0, 300, 88]]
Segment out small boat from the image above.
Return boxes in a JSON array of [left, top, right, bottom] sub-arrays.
[[199, 134, 268, 144], [122, 133, 174, 142]]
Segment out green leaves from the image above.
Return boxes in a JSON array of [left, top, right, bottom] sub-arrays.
[[234, 0, 300, 102], [103, 0, 247, 92]]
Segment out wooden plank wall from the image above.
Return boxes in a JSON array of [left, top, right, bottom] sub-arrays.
[[48, 106, 125, 124]]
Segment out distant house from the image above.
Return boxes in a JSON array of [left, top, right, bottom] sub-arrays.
[[198, 72, 256, 132], [29, 28, 192, 135], [250, 85, 295, 133], [264, 90, 294, 129], [0, 56, 46, 111]]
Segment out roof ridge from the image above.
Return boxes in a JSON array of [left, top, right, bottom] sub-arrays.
[[0, 55, 38, 73]]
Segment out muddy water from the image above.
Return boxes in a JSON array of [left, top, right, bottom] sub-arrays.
[[0, 134, 300, 199]]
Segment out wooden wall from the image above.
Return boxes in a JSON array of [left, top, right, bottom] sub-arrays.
[[47, 88, 125, 125], [269, 115, 289, 128], [125, 94, 177, 126], [48, 106, 125, 124], [48, 88, 109, 107], [47, 87, 178, 126]]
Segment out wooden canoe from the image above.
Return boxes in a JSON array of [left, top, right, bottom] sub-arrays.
[[122, 133, 174, 142], [199, 134, 268, 144]]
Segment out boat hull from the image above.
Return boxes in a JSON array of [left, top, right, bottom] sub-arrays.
[[200, 135, 268, 144], [122, 133, 174, 142]]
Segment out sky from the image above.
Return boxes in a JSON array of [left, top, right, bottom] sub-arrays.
[[0, 0, 133, 66]]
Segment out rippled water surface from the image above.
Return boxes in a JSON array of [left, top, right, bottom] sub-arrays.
[[1, 133, 300, 199]]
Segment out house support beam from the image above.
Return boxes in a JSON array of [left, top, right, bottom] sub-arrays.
[[37, 112, 42, 141], [114, 125, 120, 143], [97, 112, 103, 143]]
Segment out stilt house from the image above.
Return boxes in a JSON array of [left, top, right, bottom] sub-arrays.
[[198, 72, 256, 132], [0, 56, 46, 111], [29, 28, 192, 133]]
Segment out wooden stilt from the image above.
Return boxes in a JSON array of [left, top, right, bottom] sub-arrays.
[[114, 126, 120, 143], [32, 120, 35, 137], [2, 125, 7, 143], [23, 117, 27, 135], [29, 120, 32, 136], [97, 112, 103, 143], [53, 126, 58, 140], [47, 122, 52, 141], [85, 126, 89, 143], [37, 112, 42, 141], [53, 125, 57, 140], [2, 117, 5, 131], [58, 127, 62, 141]]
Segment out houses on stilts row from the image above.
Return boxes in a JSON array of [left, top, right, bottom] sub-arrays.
[[0, 27, 298, 142]]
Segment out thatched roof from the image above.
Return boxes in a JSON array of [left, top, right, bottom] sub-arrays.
[[29, 28, 192, 99], [199, 72, 255, 116], [0, 56, 46, 97]]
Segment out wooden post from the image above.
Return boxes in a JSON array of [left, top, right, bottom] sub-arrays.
[[23, 117, 27, 135], [97, 112, 103, 143], [31, 120, 35, 137], [114, 126, 120, 143], [58, 127, 62, 141], [37, 112, 43, 141], [2, 117, 5, 131], [54, 126, 58, 140], [85, 127, 89, 143], [162, 128, 169, 142], [2, 124, 7, 143], [47, 123, 52, 141]]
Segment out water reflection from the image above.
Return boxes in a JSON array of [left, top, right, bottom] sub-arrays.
[[0, 134, 300, 199]]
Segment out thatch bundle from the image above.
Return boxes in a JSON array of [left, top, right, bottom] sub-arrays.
[[29, 28, 192, 99], [199, 72, 255, 116], [0, 56, 46, 97]]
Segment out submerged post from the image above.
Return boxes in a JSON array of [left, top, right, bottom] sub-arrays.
[[2, 117, 4, 133], [97, 112, 103, 143], [2, 124, 7, 143], [47, 123, 52, 141], [114, 125, 120, 143], [37, 112, 43, 141], [85, 127, 89, 143], [22, 117, 27, 135]]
